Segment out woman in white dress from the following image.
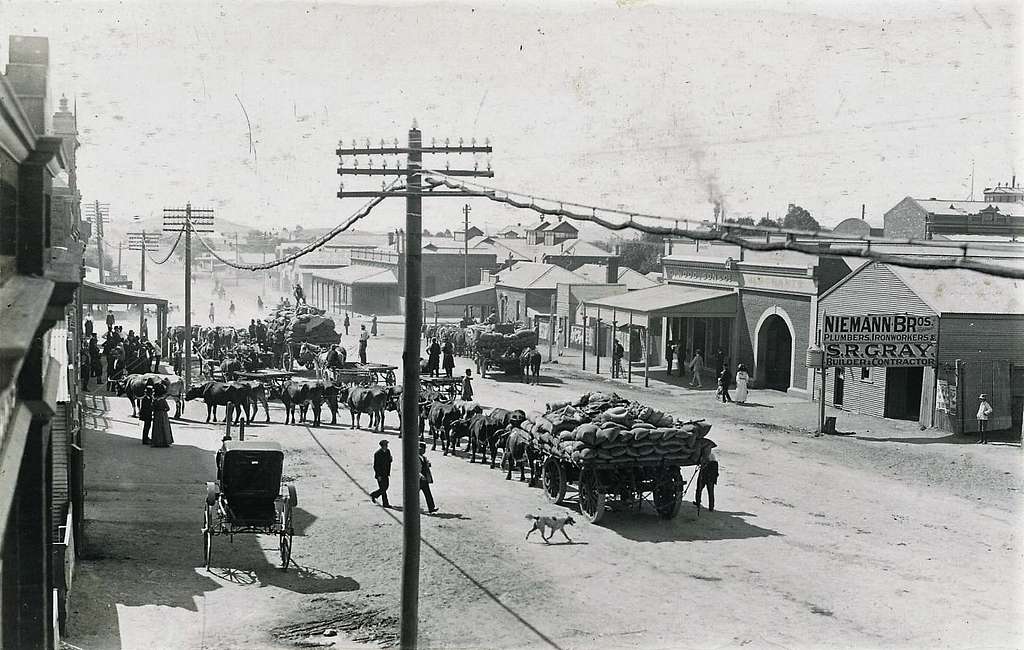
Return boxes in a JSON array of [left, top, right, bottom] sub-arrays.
[[735, 364, 750, 403]]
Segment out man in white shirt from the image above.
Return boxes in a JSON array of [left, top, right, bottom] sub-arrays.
[[359, 325, 370, 364], [977, 394, 993, 444]]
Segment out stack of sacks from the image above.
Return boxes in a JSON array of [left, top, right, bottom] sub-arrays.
[[287, 314, 340, 345], [474, 328, 540, 358], [525, 393, 715, 466]]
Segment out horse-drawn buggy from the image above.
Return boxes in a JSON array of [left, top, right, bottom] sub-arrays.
[[203, 440, 297, 570], [421, 376, 462, 401], [509, 392, 715, 524]]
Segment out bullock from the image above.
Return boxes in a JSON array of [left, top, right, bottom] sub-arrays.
[[520, 348, 542, 384], [280, 380, 328, 426], [238, 380, 272, 423], [346, 385, 388, 431], [220, 357, 243, 381], [426, 402, 462, 454], [504, 427, 537, 483], [472, 408, 526, 467], [117, 373, 185, 419], [184, 381, 248, 423]]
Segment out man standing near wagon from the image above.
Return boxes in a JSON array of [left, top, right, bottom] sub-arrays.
[[369, 440, 392, 508], [359, 325, 369, 364]]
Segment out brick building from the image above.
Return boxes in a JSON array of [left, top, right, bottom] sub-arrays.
[[884, 186, 1024, 240], [1, 35, 87, 648], [493, 261, 588, 325]]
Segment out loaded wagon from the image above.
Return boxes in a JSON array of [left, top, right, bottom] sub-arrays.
[[325, 362, 398, 386], [472, 326, 538, 378], [517, 391, 716, 523], [203, 440, 297, 570], [421, 376, 462, 401]]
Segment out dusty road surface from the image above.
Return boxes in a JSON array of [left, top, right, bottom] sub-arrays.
[[68, 324, 1023, 650]]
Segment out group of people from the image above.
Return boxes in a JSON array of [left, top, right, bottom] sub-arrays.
[[424, 337, 456, 378], [80, 313, 161, 391], [368, 440, 437, 513], [138, 385, 174, 448]]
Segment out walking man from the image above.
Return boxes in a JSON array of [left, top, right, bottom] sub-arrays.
[[369, 440, 392, 507], [977, 394, 993, 444], [612, 339, 624, 378], [461, 368, 474, 401], [371, 314, 378, 337], [717, 367, 733, 403], [359, 325, 369, 364], [688, 349, 705, 388], [694, 450, 718, 511], [343, 312, 350, 336], [208, 302, 215, 324], [419, 443, 438, 513], [140, 386, 155, 445]]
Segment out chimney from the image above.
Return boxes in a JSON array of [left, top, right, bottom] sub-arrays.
[[606, 257, 619, 284], [6, 36, 51, 134], [387, 231, 395, 247]]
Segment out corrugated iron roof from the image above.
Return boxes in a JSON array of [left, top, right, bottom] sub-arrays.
[[585, 284, 734, 315], [313, 265, 398, 285], [574, 263, 660, 290], [886, 265, 1023, 315], [495, 262, 587, 289], [913, 199, 1024, 218]]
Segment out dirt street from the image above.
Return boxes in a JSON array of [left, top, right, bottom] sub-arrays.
[[68, 305, 1023, 649]]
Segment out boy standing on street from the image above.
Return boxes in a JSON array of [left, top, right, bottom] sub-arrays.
[[977, 394, 993, 444], [461, 368, 474, 401], [419, 443, 438, 513], [694, 450, 718, 511]]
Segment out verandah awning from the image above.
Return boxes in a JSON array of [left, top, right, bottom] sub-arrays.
[[423, 284, 496, 307], [80, 280, 169, 307], [582, 284, 735, 327]]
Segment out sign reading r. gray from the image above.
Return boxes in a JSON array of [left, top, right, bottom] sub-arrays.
[[822, 314, 937, 367]]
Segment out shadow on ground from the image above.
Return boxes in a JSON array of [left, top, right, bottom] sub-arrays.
[[601, 507, 782, 543]]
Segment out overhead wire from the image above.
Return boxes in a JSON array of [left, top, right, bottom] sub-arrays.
[[420, 171, 1024, 280], [145, 226, 186, 265], [187, 179, 404, 271]]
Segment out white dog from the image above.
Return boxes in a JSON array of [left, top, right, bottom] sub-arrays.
[[525, 514, 576, 543]]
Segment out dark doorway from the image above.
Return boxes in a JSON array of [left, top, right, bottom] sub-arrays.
[[758, 315, 792, 391], [884, 366, 924, 420], [833, 368, 845, 407]]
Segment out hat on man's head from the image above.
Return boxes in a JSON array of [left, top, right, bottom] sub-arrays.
[[979, 394, 988, 400]]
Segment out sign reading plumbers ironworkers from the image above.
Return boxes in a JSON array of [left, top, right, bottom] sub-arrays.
[[823, 314, 937, 367]]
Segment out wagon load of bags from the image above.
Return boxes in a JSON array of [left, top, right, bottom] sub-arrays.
[[286, 315, 341, 345], [522, 392, 714, 466], [474, 327, 539, 355]]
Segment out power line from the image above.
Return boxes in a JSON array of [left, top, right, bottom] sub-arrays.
[[186, 180, 405, 270], [421, 172, 1024, 280], [144, 226, 185, 265]]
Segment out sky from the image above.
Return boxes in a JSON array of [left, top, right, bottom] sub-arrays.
[[2, 0, 1021, 238]]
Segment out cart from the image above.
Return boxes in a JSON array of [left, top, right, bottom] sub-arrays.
[[203, 440, 297, 571], [235, 369, 295, 393], [475, 350, 522, 379], [326, 362, 398, 386], [421, 376, 462, 401], [539, 454, 697, 524]]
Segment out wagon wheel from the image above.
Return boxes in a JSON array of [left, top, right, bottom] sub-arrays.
[[578, 468, 606, 524], [203, 504, 215, 571], [653, 468, 683, 520], [385, 370, 396, 386], [542, 457, 567, 505]]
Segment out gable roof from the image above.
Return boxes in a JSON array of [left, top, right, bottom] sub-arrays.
[[910, 199, 1024, 218], [574, 263, 660, 290], [494, 262, 586, 290], [819, 261, 1023, 315]]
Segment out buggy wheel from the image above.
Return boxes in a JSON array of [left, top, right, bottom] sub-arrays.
[[542, 457, 566, 505], [386, 370, 396, 386], [654, 467, 683, 519], [578, 469, 606, 524], [203, 506, 214, 570], [279, 531, 293, 570]]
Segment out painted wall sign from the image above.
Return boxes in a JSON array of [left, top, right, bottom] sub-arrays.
[[823, 313, 937, 367]]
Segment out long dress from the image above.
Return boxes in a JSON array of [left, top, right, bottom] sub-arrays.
[[427, 342, 441, 377], [150, 397, 175, 448], [735, 370, 749, 403], [442, 343, 455, 377]]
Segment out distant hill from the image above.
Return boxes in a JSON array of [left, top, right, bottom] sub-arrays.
[[105, 215, 260, 239]]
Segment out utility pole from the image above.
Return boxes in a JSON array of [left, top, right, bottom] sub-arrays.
[[337, 127, 492, 650], [117, 240, 123, 277], [85, 200, 109, 284], [128, 228, 160, 332], [164, 203, 214, 388], [462, 203, 471, 288]]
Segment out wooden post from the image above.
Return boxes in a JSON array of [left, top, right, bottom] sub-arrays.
[[612, 309, 617, 378], [628, 311, 633, 383], [595, 307, 601, 375], [644, 325, 650, 387], [582, 303, 587, 371], [818, 309, 827, 435], [548, 293, 555, 362]]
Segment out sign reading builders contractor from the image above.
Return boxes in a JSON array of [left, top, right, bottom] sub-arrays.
[[822, 313, 937, 367]]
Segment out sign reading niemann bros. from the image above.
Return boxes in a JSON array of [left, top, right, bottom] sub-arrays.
[[822, 314, 937, 367]]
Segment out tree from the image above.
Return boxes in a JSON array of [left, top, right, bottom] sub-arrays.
[[757, 216, 781, 228], [782, 204, 821, 231], [422, 229, 433, 237], [616, 234, 662, 275], [726, 217, 755, 226]]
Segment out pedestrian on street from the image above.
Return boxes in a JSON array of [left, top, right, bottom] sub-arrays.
[[85, 318, 94, 339], [427, 338, 441, 377], [140, 386, 155, 445], [371, 314, 378, 337], [80, 345, 91, 391], [688, 349, 705, 388], [676, 342, 686, 378], [666, 340, 675, 376], [359, 325, 369, 364], [89, 333, 102, 380], [461, 368, 474, 401], [105, 310, 115, 331], [717, 367, 733, 403], [419, 443, 437, 513], [140, 317, 149, 341], [977, 394, 993, 444], [369, 440, 392, 507], [694, 450, 718, 511], [208, 302, 215, 324], [442, 339, 455, 378], [612, 339, 624, 378], [735, 364, 750, 403], [229, 300, 236, 320], [150, 391, 174, 448], [343, 313, 350, 336], [257, 295, 264, 311]]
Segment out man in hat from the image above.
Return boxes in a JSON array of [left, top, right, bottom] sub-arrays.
[[369, 440, 392, 507], [140, 385, 155, 445], [977, 394, 993, 444]]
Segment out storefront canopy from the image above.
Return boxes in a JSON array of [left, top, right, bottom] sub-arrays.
[[80, 280, 169, 307], [423, 284, 496, 307], [583, 284, 735, 326]]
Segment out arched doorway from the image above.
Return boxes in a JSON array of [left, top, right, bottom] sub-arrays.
[[757, 314, 792, 391]]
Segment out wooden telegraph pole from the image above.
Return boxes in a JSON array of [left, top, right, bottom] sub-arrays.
[[85, 201, 109, 284], [337, 126, 492, 650], [128, 228, 160, 332], [163, 204, 214, 388], [463, 203, 471, 288]]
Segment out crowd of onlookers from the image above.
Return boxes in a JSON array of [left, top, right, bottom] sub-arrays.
[[79, 310, 161, 391]]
